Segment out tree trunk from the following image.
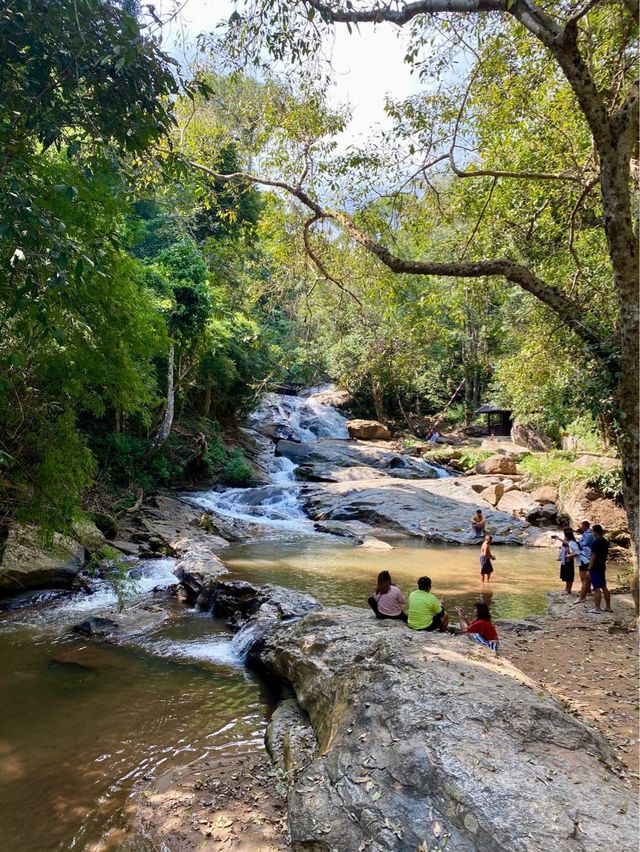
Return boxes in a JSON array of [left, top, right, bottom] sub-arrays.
[[371, 378, 384, 421], [148, 341, 175, 455], [598, 143, 639, 573]]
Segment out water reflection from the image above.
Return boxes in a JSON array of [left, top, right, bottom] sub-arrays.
[[224, 538, 557, 620]]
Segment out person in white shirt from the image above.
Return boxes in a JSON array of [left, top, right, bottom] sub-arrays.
[[558, 527, 580, 595]]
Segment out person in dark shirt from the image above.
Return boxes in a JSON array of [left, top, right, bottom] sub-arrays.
[[586, 524, 612, 613]]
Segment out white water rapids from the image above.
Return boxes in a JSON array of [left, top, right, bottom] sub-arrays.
[[185, 386, 448, 534]]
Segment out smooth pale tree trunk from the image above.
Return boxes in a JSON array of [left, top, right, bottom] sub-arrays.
[[148, 341, 175, 455]]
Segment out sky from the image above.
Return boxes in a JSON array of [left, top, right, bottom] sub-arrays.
[[156, 0, 420, 144]]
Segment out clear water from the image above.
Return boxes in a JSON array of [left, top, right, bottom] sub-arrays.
[[0, 606, 277, 851], [0, 389, 559, 849], [223, 537, 558, 621]]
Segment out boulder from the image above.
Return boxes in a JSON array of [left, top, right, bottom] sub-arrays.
[[306, 388, 354, 409], [276, 439, 313, 461], [346, 419, 391, 441], [475, 454, 518, 475], [304, 475, 554, 547], [500, 478, 519, 492], [571, 454, 620, 470], [259, 607, 637, 852], [358, 536, 394, 550], [525, 503, 558, 525], [530, 485, 558, 505], [173, 545, 228, 610], [222, 582, 323, 666], [265, 695, 317, 778], [559, 481, 628, 531], [497, 490, 538, 518], [479, 483, 504, 507], [92, 511, 118, 540], [71, 603, 168, 638], [70, 518, 106, 553], [0, 524, 84, 593], [510, 422, 552, 451]]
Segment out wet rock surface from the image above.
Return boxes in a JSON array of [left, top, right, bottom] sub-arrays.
[[71, 603, 168, 638], [257, 607, 637, 852]]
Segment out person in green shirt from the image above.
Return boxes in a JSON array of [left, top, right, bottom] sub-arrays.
[[407, 577, 449, 632]]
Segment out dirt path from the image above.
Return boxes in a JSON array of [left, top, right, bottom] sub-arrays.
[[135, 748, 290, 851], [501, 606, 638, 789]]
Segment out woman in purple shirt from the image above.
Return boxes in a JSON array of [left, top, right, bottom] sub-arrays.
[[368, 570, 408, 622]]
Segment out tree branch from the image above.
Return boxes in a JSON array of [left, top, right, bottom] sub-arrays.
[[179, 152, 609, 358]]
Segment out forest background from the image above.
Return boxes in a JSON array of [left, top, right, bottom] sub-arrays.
[[0, 0, 636, 550]]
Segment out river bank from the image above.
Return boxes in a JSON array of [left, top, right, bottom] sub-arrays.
[[0, 388, 636, 851]]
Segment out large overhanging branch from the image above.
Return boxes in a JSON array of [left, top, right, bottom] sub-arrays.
[[181, 153, 609, 357], [302, 1, 633, 153]]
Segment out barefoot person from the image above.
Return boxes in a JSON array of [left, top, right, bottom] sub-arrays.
[[586, 525, 613, 613], [480, 534, 495, 582], [456, 602, 499, 651], [558, 527, 580, 595], [407, 576, 449, 632], [573, 520, 595, 605], [368, 570, 408, 622], [471, 509, 486, 538]]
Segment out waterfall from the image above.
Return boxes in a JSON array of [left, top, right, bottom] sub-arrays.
[[185, 387, 349, 533]]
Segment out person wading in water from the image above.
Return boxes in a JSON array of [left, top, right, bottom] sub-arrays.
[[480, 534, 495, 582]]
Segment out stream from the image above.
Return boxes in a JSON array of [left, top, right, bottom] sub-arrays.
[[0, 388, 558, 850]]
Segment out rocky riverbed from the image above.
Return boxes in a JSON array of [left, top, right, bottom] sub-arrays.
[[149, 580, 637, 852]]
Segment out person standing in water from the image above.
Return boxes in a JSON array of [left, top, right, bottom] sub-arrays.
[[480, 534, 495, 582], [368, 570, 408, 622]]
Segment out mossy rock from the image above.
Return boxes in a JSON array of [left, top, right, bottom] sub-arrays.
[[92, 512, 119, 540]]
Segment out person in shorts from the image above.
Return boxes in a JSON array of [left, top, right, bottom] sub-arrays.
[[471, 509, 486, 537], [407, 577, 449, 632], [480, 534, 495, 582], [587, 524, 612, 613], [573, 520, 594, 604]]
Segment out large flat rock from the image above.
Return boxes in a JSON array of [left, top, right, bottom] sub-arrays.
[[261, 607, 637, 852], [303, 475, 557, 546]]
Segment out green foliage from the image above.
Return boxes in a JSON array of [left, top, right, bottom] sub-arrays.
[[203, 440, 254, 486], [86, 545, 138, 613], [518, 453, 595, 494], [589, 467, 624, 503]]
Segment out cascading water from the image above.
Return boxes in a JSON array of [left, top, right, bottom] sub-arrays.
[[185, 385, 450, 533], [186, 387, 351, 534]]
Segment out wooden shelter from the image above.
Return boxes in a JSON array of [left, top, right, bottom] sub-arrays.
[[476, 403, 513, 437]]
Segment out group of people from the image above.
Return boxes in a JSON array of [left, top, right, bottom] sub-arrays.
[[558, 520, 612, 613], [367, 571, 499, 651]]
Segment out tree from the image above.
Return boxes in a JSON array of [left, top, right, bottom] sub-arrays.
[[201, 0, 638, 558]]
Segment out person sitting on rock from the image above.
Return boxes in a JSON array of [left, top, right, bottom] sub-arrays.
[[471, 509, 486, 537], [407, 576, 449, 632], [456, 602, 499, 651], [480, 534, 495, 582], [368, 571, 408, 622]]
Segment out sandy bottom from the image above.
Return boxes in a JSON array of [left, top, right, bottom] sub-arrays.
[[135, 749, 290, 850]]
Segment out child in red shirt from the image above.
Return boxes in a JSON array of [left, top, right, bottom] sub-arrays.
[[456, 602, 499, 650]]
